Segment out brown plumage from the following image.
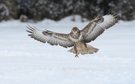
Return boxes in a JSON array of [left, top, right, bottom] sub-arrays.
[[26, 14, 118, 57]]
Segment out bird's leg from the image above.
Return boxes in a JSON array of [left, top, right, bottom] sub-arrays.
[[84, 43, 87, 48], [75, 54, 79, 57], [74, 44, 79, 57]]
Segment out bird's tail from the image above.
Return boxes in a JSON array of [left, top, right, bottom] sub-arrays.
[[68, 42, 99, 56]]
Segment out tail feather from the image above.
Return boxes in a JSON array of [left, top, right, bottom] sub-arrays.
[[69, 43, 98, 55]]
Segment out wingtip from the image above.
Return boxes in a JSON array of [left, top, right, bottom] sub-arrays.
[[26, 25, 35, 30], [26, 30, 32, 33], [107, 9, 120, 20], [26, 25, 37, 34], [28, 34, 32, 36]]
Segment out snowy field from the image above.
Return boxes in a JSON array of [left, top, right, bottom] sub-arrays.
[[0, 16, 135, 84]]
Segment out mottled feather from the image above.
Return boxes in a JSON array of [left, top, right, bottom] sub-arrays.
[[26, 26, 74, 48], [81, 14, 118, 43]]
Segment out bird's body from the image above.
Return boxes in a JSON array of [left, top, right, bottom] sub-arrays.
[[67, 27, 98, 57], [27, 14, 118, 57]]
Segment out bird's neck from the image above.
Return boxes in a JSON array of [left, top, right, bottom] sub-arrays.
[[69, 33, 83, 42]]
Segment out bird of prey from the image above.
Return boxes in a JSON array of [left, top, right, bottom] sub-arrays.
[[26, 14, 118, 57]]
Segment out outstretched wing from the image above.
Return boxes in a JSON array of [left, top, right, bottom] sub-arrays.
[[26, 26, 74, 48], [81, 14, 118, 43]]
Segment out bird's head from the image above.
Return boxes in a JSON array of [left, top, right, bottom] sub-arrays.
[[71, 27, 80, 35], [70, 27, 81, 39]]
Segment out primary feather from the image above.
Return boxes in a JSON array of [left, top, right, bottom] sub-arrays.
[[26, 26, 74, 48], [81, 14, 118, 43]]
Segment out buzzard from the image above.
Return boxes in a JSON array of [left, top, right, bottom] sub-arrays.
[[26, 14, 118, 57]]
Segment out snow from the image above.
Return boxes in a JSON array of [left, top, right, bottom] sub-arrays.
[[0, 17, 135, 84]]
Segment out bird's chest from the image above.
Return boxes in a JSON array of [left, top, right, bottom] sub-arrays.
[[69, 33, 83, 42]]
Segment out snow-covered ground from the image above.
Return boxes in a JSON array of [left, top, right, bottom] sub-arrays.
[[0, 16, 135, 84]]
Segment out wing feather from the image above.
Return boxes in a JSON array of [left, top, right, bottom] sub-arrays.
[[81, 14, 118, 43], [26, 26, 73, 48]]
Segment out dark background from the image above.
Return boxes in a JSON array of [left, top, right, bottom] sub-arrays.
[[0, 0, 135, 22]]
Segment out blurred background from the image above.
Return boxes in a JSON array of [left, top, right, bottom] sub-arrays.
[[0, 0, 135, 84], [0, 0, 135, 22]]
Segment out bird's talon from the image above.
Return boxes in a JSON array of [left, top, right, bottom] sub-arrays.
[[75, 55, 79, 57]]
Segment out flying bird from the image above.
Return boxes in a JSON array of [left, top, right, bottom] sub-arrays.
[[26, 14, 118, 57]]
